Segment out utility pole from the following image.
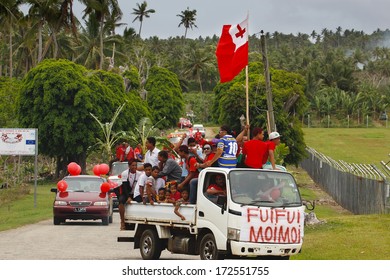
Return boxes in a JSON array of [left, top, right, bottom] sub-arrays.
[[260, 31, 276, 133]]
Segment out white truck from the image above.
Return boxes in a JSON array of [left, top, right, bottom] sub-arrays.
[[118, 167, 306, 260]]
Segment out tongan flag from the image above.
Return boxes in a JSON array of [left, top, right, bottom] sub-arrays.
[[216, 17, 248, 83]]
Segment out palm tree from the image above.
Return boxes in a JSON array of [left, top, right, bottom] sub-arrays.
[[26, 0, 62, 63], [132, 1, 155, 38], [74, 14, 122, 69], [183, 46, 213, 93], [0, 0, 23, 78], [73, 13, 101, 68], [177, 7, 197, 39], [46, 0, 79, 59], [80, 0, 122, 69]]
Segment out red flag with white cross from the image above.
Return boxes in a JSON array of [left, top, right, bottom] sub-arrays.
[[216, 16, 249, 83]]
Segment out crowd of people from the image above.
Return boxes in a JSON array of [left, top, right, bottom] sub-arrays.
[[113, 125, 283, 230]]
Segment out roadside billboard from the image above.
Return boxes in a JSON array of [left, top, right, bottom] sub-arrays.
[[0, 128, 37, 155]]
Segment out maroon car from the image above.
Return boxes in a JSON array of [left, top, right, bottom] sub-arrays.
[[51, 175, 113, 225]]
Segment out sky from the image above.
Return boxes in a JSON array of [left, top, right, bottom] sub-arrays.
[[71, 0, 390, 39]]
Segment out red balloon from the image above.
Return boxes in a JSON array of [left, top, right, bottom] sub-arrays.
[[68, 162, 81, 176], [100, 182, 111, 193], [93, 164, 101, 176], [59, 191, 68, 198], [99, 163, 109, 175], [75, 164, 81, 175], [57, 180, 68, 192]]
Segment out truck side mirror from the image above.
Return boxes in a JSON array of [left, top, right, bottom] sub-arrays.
[[302, 200, 315, 211]]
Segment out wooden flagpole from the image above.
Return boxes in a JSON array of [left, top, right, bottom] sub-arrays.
[[245, 65, 250, 139], [245, 12, 250, 139]]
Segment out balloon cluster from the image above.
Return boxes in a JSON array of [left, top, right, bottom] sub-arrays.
[[56, 162, 111, 193], [92, 163, 109, 176]]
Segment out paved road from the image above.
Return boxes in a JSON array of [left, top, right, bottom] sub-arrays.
[[0, 212, 198, 260]]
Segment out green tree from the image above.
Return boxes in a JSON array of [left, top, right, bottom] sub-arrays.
[[212, 62, 307, 166], [177, 7, 197, 39], [132, 1, 155, 37], [17, 59, 140, 178], [145, 66, 184, 128], [0, 77, 20, 127]]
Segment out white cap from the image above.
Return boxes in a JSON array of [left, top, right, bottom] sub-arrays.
[[269, 132, 281, 140]]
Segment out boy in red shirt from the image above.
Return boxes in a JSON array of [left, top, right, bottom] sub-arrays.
[[263, 132, 282, 170]]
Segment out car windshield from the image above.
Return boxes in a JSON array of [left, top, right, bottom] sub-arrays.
[[193, 125, 204, 130], [168, 136, 181, 144], [110, 162, 128, 176], [64, 177, 105, 192], [229, 170, 302, 207]]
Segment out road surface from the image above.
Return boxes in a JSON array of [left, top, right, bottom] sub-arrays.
[[0, 212, 198, 260]]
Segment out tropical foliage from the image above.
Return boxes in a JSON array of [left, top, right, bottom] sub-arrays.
[[145, 66, 184, 128], [1, 1, 390, 176]]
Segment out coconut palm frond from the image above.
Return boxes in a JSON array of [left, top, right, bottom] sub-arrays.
[[89, 103, 126, 162]]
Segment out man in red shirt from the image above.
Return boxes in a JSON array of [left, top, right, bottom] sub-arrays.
[[242, 127, 268, 168], [116, 142, 127, 162], [125, 144, 134, 161], [263, 131, 282, 170], [206, 174, 226, 196]]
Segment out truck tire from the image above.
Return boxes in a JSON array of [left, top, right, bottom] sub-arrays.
[[199, 233, 223, 260], [140, 229, 162, 260]]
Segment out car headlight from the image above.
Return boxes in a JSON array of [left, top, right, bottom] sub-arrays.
[[54, 201, 67, 206], [94, 201, 108, 206], [227, 227, 240, 241]]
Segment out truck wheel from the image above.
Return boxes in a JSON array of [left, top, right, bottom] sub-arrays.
[[200, 233, 222, 260], [102, 217, 109, 225], [140, 229, 162, 260]]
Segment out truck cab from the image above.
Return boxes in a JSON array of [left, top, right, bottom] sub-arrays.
[[196, 168, 304, 259]]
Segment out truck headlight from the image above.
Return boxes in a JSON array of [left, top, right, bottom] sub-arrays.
[[227, 227, 240, 241]]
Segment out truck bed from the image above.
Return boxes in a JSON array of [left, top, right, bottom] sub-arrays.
[[124, 201, 196, 226]]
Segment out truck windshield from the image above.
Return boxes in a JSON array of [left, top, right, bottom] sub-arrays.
[[229, 170, 302, 207]]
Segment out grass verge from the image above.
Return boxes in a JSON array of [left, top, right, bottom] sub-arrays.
[[0, 181, 53, 231]]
